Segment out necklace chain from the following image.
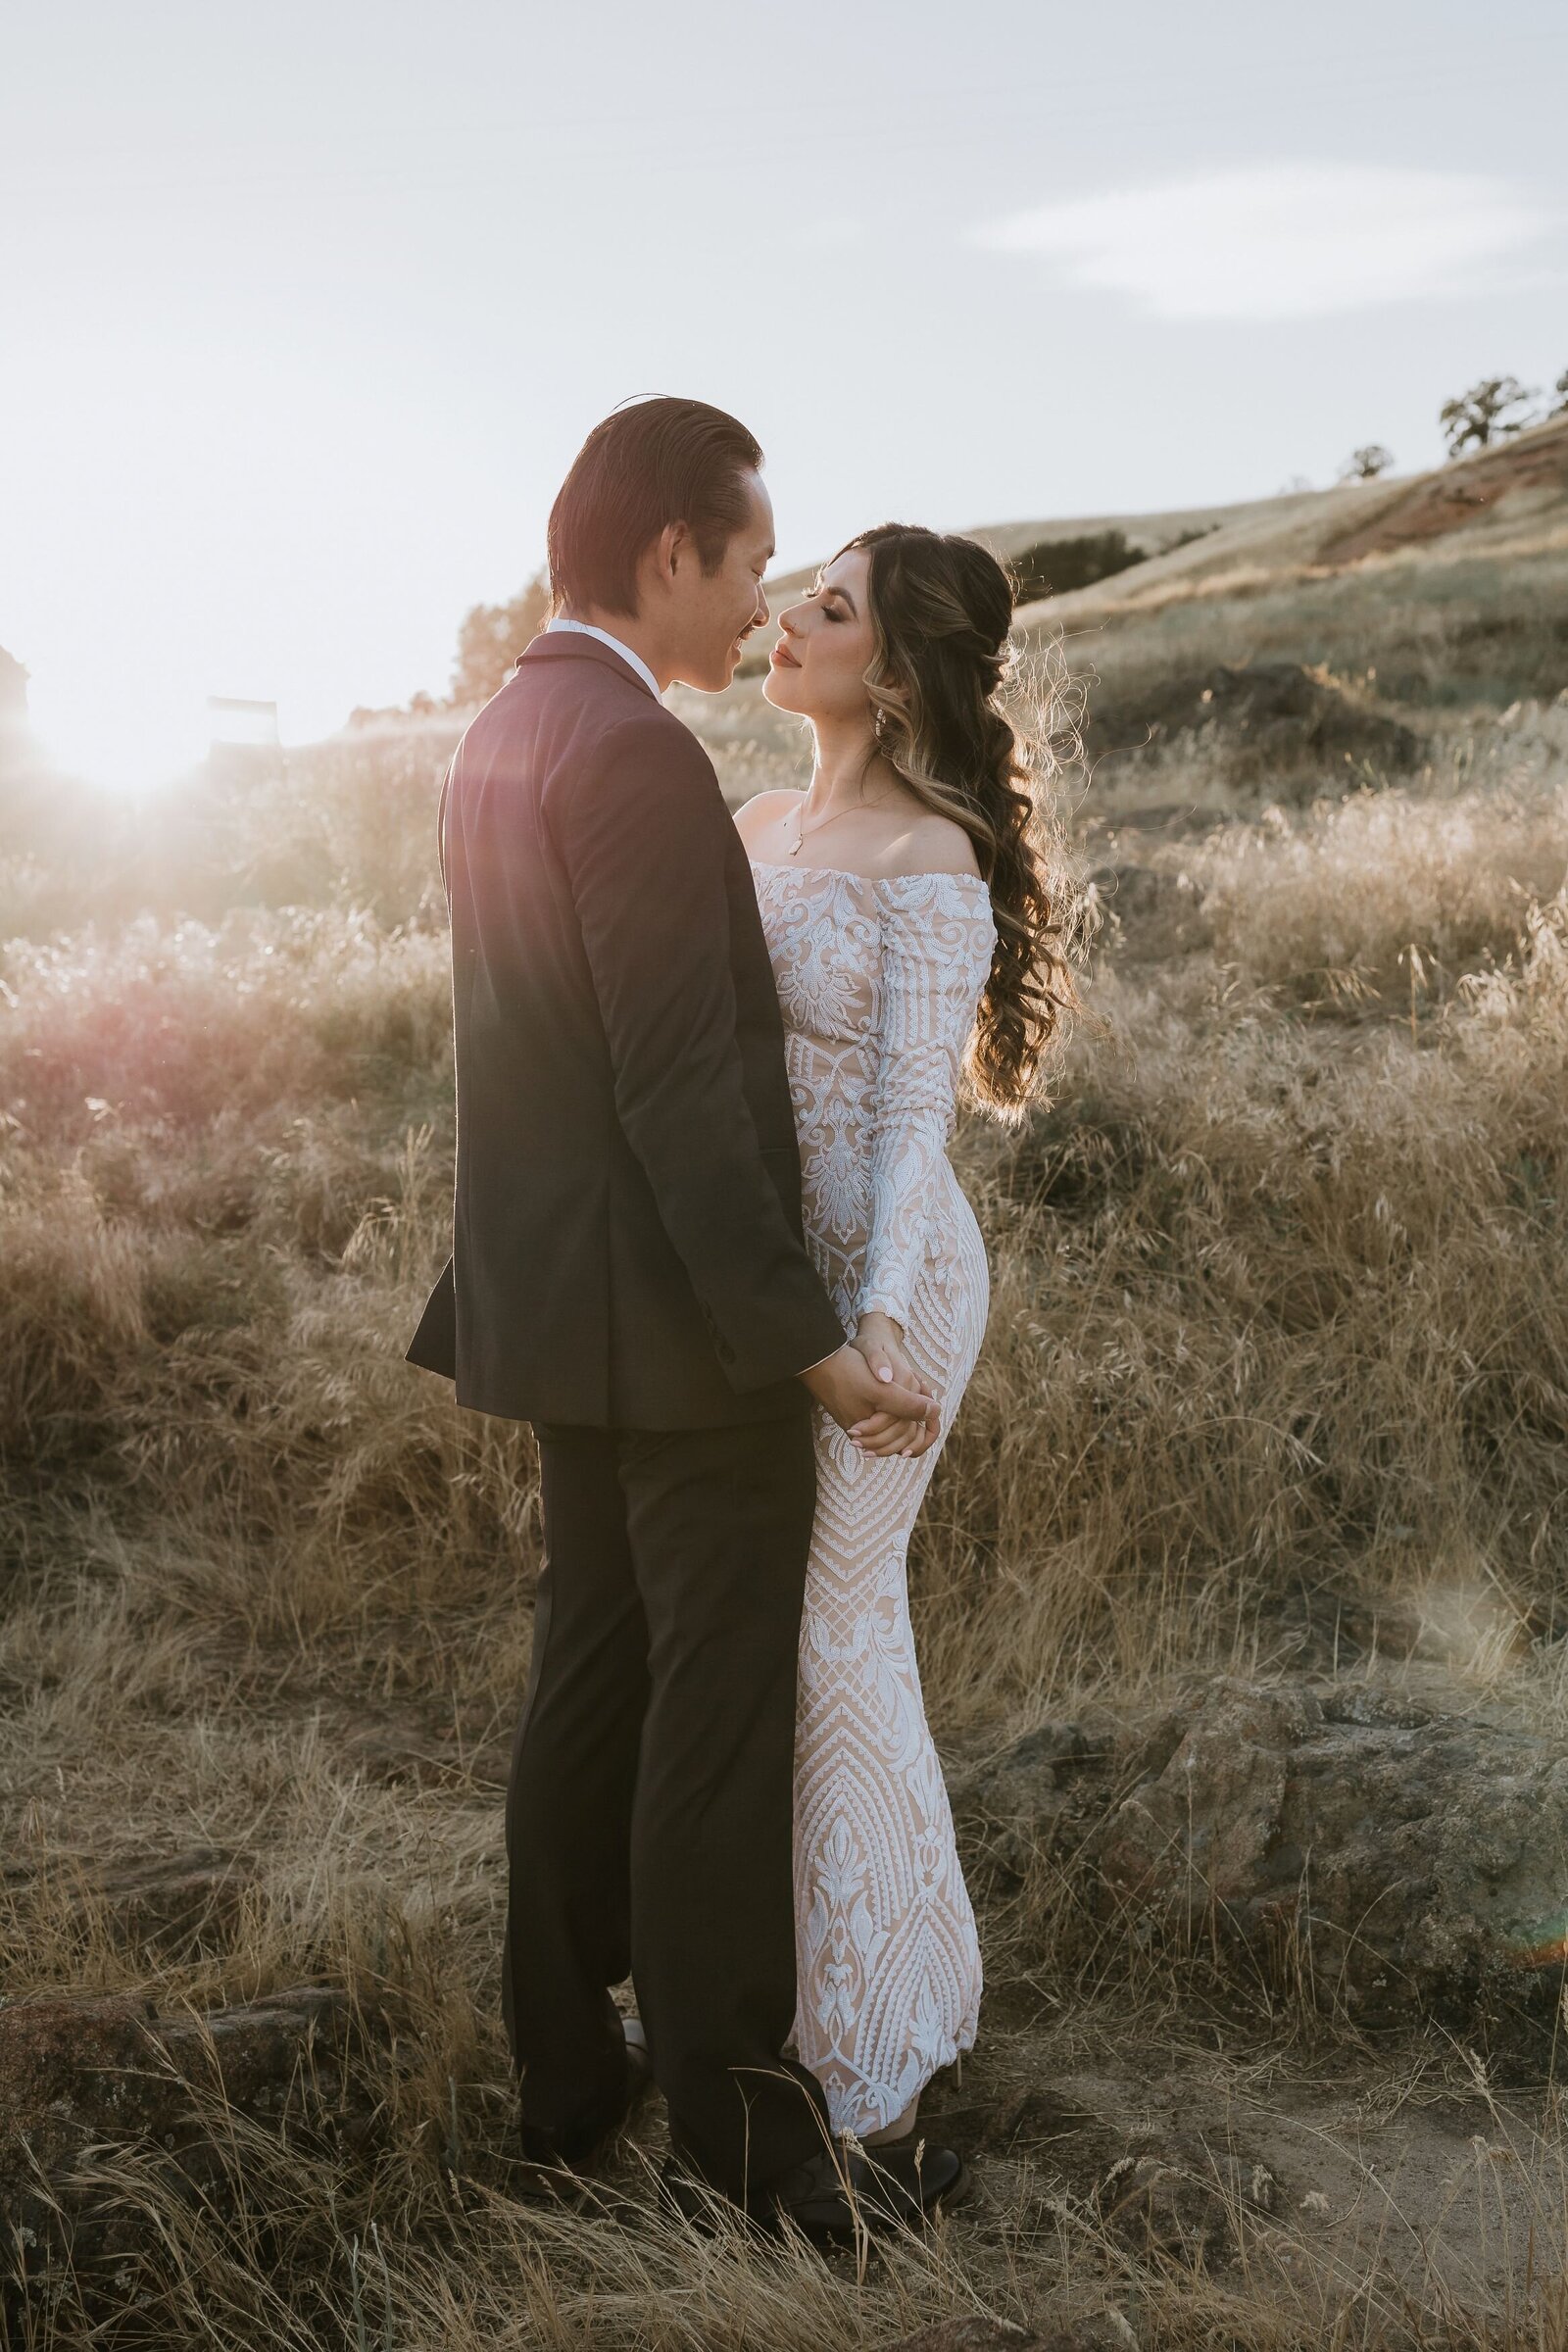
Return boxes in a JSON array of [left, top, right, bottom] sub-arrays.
[[790, 787, 893, 857]]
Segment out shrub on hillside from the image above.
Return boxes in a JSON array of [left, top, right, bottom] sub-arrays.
[[1010, 529, 1147, 606]]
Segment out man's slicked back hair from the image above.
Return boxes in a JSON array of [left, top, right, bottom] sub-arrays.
[[547, 396, 763, 620]]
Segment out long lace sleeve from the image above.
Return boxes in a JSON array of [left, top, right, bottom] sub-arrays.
[[856, 881, 994, 1330]]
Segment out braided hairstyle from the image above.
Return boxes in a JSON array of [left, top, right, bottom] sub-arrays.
[[842, 523, 1078, 1113]]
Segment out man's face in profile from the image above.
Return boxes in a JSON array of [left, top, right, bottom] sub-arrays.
[[673, 469, 774, 693]]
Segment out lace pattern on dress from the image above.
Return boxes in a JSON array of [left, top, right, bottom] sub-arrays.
[[750, 859, 995, 2137]]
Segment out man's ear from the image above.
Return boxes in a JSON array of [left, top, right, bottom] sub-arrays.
[[637, 522, 681, 607], [662, 518, 694, 580]]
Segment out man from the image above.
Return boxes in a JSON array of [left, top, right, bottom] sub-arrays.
[[408, 397, 939, 2230]]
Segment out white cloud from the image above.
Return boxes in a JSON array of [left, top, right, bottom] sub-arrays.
[[977, 164, 1549, 321]]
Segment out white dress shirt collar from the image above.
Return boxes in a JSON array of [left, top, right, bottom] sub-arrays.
[[545, 615, 662, 701]]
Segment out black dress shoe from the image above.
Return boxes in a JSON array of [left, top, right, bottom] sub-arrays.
[[518, 2014, 654, 2171], [658, 2153, 734, 2231], [660, 2140, 965, 2248], [768, 2148, 884, 2241], [660, 2149, 859, 2241]]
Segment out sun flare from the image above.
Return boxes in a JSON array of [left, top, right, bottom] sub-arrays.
[[27, 674, 259, 797]]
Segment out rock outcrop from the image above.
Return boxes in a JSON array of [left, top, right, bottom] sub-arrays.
[[0, 1985, 380, 2294], [959, 1679, 1568, 2043]]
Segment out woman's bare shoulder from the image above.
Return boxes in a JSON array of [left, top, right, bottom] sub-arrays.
[[732, 788, 803, 845], [868, 806, 982, 881]]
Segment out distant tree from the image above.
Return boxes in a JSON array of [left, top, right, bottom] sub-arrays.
[[450, 570, 552, 707], [1552, 369, 1568, 417], [1339, 443, 1394, 482], [1439, 375, 1539, 459]]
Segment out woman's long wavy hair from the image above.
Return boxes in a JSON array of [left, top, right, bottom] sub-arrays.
[[841, 522, 1081, 1116]]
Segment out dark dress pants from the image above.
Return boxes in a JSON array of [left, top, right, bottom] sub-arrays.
[[502, 1410, 831, 2204]]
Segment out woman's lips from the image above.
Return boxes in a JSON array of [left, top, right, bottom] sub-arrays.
[[770, 641, 800, 668]]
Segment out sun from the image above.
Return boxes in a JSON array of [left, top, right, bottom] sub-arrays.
[[26, 672, 245, 796]]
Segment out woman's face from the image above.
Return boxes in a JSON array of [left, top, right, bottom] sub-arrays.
[[763, 547, 876, 724]]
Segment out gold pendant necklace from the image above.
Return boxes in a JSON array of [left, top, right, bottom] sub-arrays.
[[790, 786, 892, 858]]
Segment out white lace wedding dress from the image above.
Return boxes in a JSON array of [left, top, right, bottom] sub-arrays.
[[750, 858, 996, 2139]]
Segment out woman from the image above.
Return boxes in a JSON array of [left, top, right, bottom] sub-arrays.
[[735, 524, 1076, 2160]]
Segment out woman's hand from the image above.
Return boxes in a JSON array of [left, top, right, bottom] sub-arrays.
[[800, 1345, 937, 1451], [852, 1312, 940, 1457]]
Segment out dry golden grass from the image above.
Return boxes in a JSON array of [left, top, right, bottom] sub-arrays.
[[4, 666, 1568, 2343], [1181, 723, 1568, 1007]]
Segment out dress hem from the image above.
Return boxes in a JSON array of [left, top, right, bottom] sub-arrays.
[[816, 2015, 982, 2142]]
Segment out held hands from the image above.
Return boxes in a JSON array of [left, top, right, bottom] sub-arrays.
[[850, 1311, 941, 1458], [799, 1322, 941, 1459]]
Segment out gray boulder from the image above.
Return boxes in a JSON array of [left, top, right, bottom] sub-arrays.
[[0, 1985, 379, 2294], [964, 1680, 1568, 2041]]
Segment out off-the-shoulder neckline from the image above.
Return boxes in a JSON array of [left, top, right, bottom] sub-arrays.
[[748, 858, 991, 894]]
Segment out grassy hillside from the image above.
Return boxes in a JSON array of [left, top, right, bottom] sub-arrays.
[[3, 433, 1568, 2345], [757, 486, 1330, 611], [713, 416, 1568, 805]]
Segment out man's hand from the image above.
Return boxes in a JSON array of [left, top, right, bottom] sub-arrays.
[[800, 1344, 941, 1458]]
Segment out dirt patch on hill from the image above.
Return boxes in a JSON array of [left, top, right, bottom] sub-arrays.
[[921, 2010, 1561, 2338], [1321, 416, 1568, 564]]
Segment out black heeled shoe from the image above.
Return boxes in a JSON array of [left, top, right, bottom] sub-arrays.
[[861, 2134, 966, 2219]]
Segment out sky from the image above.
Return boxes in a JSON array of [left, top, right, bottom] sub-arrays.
[[4, 0, 1566, 787]]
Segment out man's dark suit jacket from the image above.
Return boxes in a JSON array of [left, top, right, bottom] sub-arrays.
[[406, 628, 846, 1428]]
